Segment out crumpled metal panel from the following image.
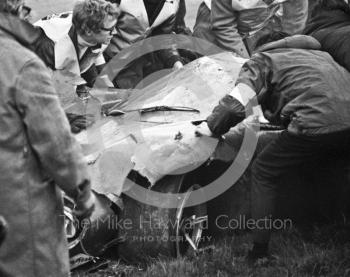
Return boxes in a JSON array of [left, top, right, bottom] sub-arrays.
[[71, 52, 246, 195]]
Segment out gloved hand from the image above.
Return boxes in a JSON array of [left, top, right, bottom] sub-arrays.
[[207, 95, 245, 136], [66, 113, 95, 134], [73, 191, 96, 223]]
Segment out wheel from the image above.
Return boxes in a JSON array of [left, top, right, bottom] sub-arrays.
[[116, 172, 207, 263]]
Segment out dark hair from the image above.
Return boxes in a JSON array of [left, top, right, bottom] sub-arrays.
[[254, 31, 290, 49], [312, 0, 350, 16], [72, 0, 120, 35], [0, 0, 23, 15]]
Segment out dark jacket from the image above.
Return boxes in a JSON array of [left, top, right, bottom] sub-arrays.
[[0, 13, 91, 277], [104, 0, 181, 67], [237, 36, 350, 135], [304, 0, 350, 72]]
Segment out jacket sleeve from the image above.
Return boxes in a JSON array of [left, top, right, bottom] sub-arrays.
[[281, 0, 308, 35], [152, 15, 182, 68], [173, 0, 190, 34], [15, 57, 92, 205], [211, 0, 250, 58], [236, 53, 271, 100]]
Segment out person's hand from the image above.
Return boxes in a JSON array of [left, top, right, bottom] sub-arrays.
[[206, 95, 246, 136], [173, 61, 184, 70], [195, 122, 214, 137], [73, 192, 96, 223], [66, 113, 95, 133]]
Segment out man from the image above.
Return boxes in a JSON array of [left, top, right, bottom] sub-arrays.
[[104, 0, 184, 89], [205, 34, 350, 262], [304, 0, 350, 72], [0, 1, 95, 276], [193, 0, 308, 58], [34, 0, 120, 133], [35, 0, 120, 88]]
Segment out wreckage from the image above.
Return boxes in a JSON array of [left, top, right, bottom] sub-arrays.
[[58, 51, 259, 271], [53, 49, 350, 274]]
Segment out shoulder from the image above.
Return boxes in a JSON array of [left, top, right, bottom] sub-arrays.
[[0, 31, 42, 72]]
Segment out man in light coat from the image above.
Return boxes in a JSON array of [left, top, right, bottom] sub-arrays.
[[193, 0, 308, 58], [35, 0, 120, 88], [205, 34, 350, 261], [0, 1, 95, 276]]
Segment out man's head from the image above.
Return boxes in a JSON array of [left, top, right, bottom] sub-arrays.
[[72, 0, 120, 45]]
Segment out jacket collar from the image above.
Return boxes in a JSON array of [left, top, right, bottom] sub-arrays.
[[204, 0, 286, 11], [0, 12, 42, 48], [255, 35, 322, 53], [120, 0, 179, 28], [231, 0, 287, 10], [68, 24, 79, 56]]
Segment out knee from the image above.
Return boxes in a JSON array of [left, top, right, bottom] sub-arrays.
[[251, 157, 278, 192]]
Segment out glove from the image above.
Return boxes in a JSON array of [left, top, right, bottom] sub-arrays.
[[0, 216, 8, 247], [66, 113, 95, 134], [207, 95, 245, 136], [73, 191, 96, 223]]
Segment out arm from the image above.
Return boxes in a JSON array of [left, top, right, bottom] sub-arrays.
[[281, 0, 308, 35], [207, 55, 270, 135], [173, 0, 191, 34], [152, 15, 183, 68], [211, 0, 250, 58], [15, 58, 94, 211]]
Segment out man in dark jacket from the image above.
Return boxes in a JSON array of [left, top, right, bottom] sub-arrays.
[[105, 0, 184, 89], [0, 1, 95, 276], [304, 0, 350, 72], [206, 34, 350, 261]]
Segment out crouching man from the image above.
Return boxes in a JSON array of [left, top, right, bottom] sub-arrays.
[[35, 0, 120, 88], [205, 34, 350, 262], [0, 1, 95, 276], [34, 0, 120, 133]]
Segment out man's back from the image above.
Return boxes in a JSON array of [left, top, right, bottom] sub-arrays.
[[238, 47, 350, 134], [0, 15, 92, 277]]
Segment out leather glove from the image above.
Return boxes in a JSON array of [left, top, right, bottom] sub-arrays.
[[207, 95, 245, 136], [66, 113, 95, 134], [0, 216, 8, 247]]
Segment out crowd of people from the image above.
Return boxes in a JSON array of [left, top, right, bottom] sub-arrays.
[[1, 0, 350, 276]]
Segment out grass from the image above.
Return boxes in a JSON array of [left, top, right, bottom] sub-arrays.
[[76, 223, 350, 277]]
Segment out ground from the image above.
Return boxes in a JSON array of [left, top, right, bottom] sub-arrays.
[[76, 223, 350, 277]]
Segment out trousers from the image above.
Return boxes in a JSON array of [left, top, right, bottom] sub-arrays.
[[251, 129, 350, 243]]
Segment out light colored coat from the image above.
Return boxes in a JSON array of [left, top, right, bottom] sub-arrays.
[[0, 18, 90, 277], [35, 12, 107, 83], [200, 0, 308, 58]]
